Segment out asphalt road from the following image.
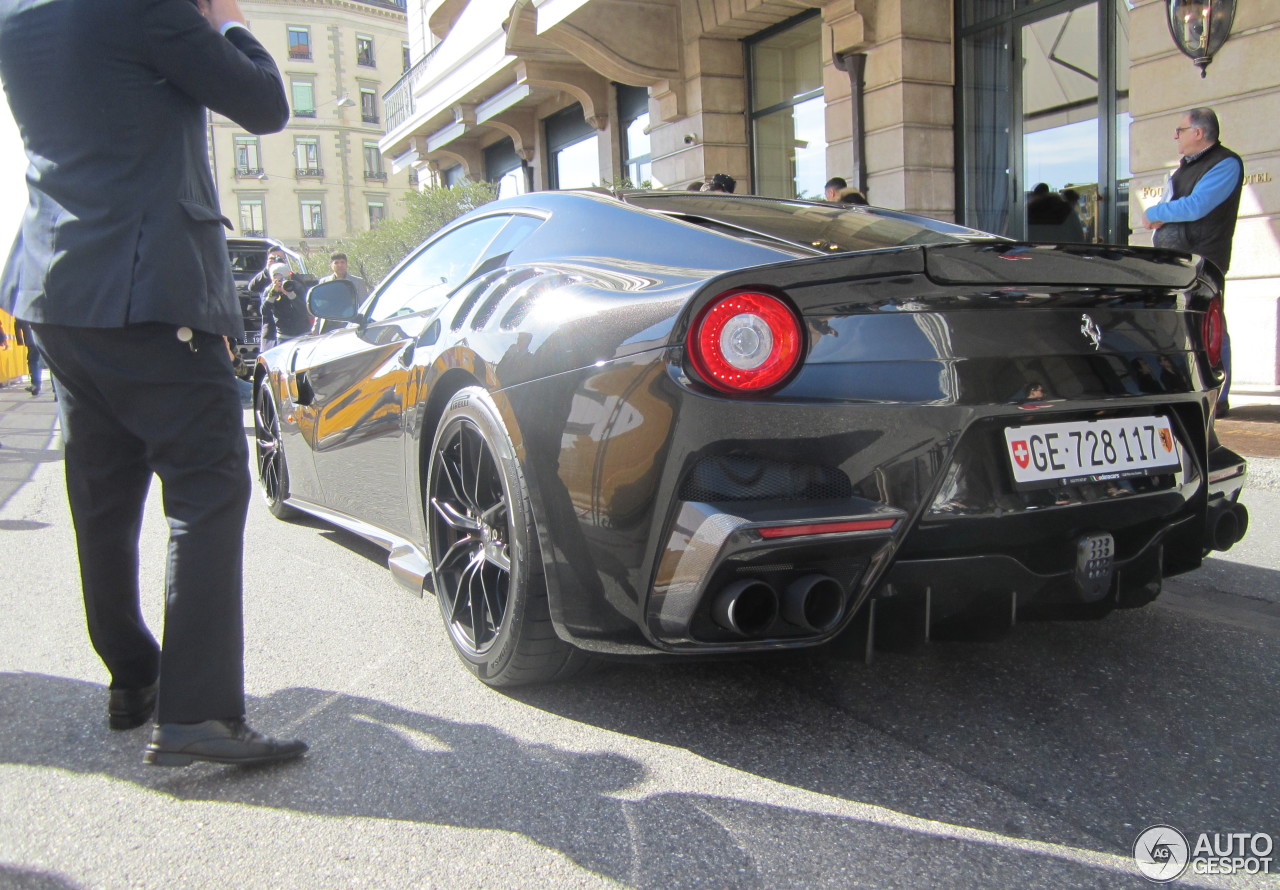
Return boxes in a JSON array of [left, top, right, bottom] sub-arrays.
[[1, 393, 1278, 889]]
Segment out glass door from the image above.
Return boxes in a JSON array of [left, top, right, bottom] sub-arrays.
[[959, 0, 1130, 244], [1020, 4, 1097, 242]]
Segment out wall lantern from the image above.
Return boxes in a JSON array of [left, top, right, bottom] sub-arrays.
[[1166, 0, 1236, 77]]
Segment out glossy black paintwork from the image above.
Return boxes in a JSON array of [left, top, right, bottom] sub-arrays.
[[257, 190, 1243, 655]]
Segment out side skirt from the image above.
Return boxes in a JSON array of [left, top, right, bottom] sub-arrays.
[[284, 496, 431, 595]]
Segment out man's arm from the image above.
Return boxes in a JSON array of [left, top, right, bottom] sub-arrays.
[[1146, 157, 1242, 224], [138, 0, 288, 135]]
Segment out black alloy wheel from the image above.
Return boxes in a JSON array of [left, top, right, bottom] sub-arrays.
[[426, 387, 584, 686], [254, 383, 299, 520]]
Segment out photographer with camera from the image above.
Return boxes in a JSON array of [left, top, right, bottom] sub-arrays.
[[260, 262, 313, 350]]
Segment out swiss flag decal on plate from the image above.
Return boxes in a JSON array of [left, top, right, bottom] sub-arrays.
[[1010, 440, 1030, 469]]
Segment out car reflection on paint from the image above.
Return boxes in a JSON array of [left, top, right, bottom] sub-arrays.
[[252, 189, 1247, 687]]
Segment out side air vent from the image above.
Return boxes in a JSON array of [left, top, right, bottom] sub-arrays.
[[680, 454, 853, 502], [496, 273, 582, 331], [449, 271, 509, 332]]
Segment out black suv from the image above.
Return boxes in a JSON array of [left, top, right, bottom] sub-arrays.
[[226, 237, 314, 377]]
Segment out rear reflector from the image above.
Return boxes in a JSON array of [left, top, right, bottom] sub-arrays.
[[757, 518, 897, 539]]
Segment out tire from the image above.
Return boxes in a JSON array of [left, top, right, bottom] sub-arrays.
[[254, 383, 301, 520], [425, 387, 585, 686]]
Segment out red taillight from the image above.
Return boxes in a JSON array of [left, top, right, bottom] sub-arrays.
[[687, 290, 803, 392], [1203, 297, 1225, 367]]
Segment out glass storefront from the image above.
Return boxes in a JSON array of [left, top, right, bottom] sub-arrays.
[[749, 13, 826, 200], [959, 0, 1130, 243]]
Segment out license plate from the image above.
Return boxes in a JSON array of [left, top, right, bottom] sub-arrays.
[[244, 332, 260, 345], [1003, 416, 1180, 488]]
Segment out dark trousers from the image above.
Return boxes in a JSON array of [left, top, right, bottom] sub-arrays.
[[32, 323, 250, 723], [26, 341, 43, 390]]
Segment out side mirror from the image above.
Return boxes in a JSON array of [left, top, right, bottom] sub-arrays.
[[307, 279, 360, 321]]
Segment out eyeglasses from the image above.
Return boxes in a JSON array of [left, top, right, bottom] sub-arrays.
[[1174, 126, 1197, 137]]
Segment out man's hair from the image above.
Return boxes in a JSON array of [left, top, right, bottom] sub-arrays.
[[330, 251, 347, 262], [825, 177, 848, 192], [1187, 107, 1220, 143], [708, 173, 736, 193]]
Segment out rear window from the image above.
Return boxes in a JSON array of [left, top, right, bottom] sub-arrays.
[[626, 194, 991, 254]]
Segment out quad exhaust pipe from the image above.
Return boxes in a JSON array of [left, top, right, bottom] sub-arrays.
[[782, 574, 845, 633], [1206, 501, 1249, 552], [712, 574, 845, 637], [712, 580, 778, 637]]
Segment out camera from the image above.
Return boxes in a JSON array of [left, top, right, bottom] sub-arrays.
[[281, 279, 297, 294]]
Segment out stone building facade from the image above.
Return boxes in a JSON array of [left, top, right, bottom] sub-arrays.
[[380, 0, 1280, 394], [210, 0, 416, 254]]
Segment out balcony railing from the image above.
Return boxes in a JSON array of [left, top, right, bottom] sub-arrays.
[[364, 170, 388, 181], [296, 167, 324, 178], [383, 43, 440, 132], [289, 47, 311, 61], [294, 108, 316, 118], [242, 229, 265, 237], [234, 167, 265, 179], [361, 112, 380, 124], [302, 228, 325, 239]]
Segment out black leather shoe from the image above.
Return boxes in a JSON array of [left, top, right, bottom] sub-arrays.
[[108, 682, 158, 731], [144, 719, 308, 767]]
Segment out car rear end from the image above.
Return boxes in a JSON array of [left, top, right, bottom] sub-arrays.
[[640, 235, 1245, 652]]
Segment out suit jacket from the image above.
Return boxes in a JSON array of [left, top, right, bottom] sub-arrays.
[[0, 0, 289, 339]]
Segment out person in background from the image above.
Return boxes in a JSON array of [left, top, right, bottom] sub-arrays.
[[1141, 106, 1243, 417], [705, 173, 736, 193], [248, 246, 288, 295], [260, 262, 313, 350], [14, 320, 48, 397], [824, 176, 867, 206], [0, 0, 306, 766], [317, 252, 367, 302]]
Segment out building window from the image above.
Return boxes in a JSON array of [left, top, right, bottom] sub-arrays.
[[368, 201, 387, 228], [301, 199, 324, 238], [748, 13, 825, 200], [363, 141, 386, 180], [618, 85, 651, 187], [356, 35, 375, 67], [402, 42, 411, 73], [233, 135, 262, 177], [484, 138, 525, 197], [287, 26, 311, 61], [295, 137, 321, 177], [239, 197, 265, 236], [544, 104, 598, 190], [442, 165, 464, 187], [291, 80, 315, 118], [360, 88, 379, 124]]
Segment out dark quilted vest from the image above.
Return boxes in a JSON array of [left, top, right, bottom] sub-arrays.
[[1153, 143, 1243, 274]]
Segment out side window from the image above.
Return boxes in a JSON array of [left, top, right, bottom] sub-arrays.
[[366, 216, 508, 323], [471, 214, 544, 277]]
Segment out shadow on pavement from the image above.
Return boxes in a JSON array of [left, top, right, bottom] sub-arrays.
[[1, 671, 1161, 889]]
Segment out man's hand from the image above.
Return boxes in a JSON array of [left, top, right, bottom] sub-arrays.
[[199, 0, 247, 31], [1139, 209, 1163, 231]]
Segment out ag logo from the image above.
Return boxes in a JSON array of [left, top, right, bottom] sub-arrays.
[[1133, 824, 1190, 882]]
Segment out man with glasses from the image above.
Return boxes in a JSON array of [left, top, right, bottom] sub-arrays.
[[1141, 107, 1243, 416]]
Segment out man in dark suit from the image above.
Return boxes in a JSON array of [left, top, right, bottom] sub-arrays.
[[0, 0, 306, 766]]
